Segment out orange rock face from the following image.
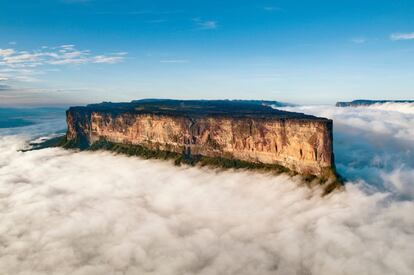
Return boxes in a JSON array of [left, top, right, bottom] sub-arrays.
[[66, 101, 335, 177]]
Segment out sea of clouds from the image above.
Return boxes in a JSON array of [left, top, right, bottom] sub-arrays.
[[366, 102, 414, 114], [0, 103, 413, 275]]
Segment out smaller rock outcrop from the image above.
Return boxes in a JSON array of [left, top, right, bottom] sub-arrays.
[[336, 99, 414, 107]]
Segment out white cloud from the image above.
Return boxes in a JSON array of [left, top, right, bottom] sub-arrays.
[[281, 103, 414, 192], [13, 74, 40, 82], [264, 6, 281, 11], [146, 19, 168, 24], [193, 18, 218, 30], [0, 68, 41, 83], [0, 71, 11, 81], [364, 102, 414, 114], [199, 20, 217, 29], [0, 45, 127, 83], [0, 49, 16, 56], [0, 45, 126, 68], [48, 58, 88, 65], [390, 32, 414, 41], [60, 44, 76, 49], [93, 55, 123, 64], [351, 38, 366, 44], [3, 52, 42, 64]]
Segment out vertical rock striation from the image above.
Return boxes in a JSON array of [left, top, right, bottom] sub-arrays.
[[66, 100, 337, 179]]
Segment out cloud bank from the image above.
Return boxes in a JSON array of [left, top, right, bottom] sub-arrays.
[[0, 104, 414, 275], [365, 102, 414, 114], [281, 104, 414, 198]]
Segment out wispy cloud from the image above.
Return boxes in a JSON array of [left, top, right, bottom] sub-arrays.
[[0, 45, 126, 67], [199, 21, 218, 30], [193, 18, 218, 30], [0, 68, 41, 83], [93, 55, 124, 64], [146, 19, 168, 24], [264, 6, 281, 12], [390, 32, 414, 41], [351, 38, 366, 44], [0, 49, 16, 56], [0, 45, 127, 83]]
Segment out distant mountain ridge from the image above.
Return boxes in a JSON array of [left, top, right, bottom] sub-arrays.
[[336, 100, 414, 107]]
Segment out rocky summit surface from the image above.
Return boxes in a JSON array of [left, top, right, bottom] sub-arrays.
[[65, 99, 337, 180]]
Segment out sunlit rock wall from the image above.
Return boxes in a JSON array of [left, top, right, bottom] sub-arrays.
[[66, 109, 334, 177]]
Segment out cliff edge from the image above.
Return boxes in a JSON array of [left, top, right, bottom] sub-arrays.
[[65, 99, 338, 182]]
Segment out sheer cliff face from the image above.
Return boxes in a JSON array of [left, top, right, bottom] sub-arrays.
[[66, 107, 334, 177]]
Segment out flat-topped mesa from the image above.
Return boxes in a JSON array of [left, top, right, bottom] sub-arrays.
[[336, 99, 414, 107], [66, 99, 337, 179]]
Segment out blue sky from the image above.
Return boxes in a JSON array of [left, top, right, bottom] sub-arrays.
[[1, 0, 414, 106]]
